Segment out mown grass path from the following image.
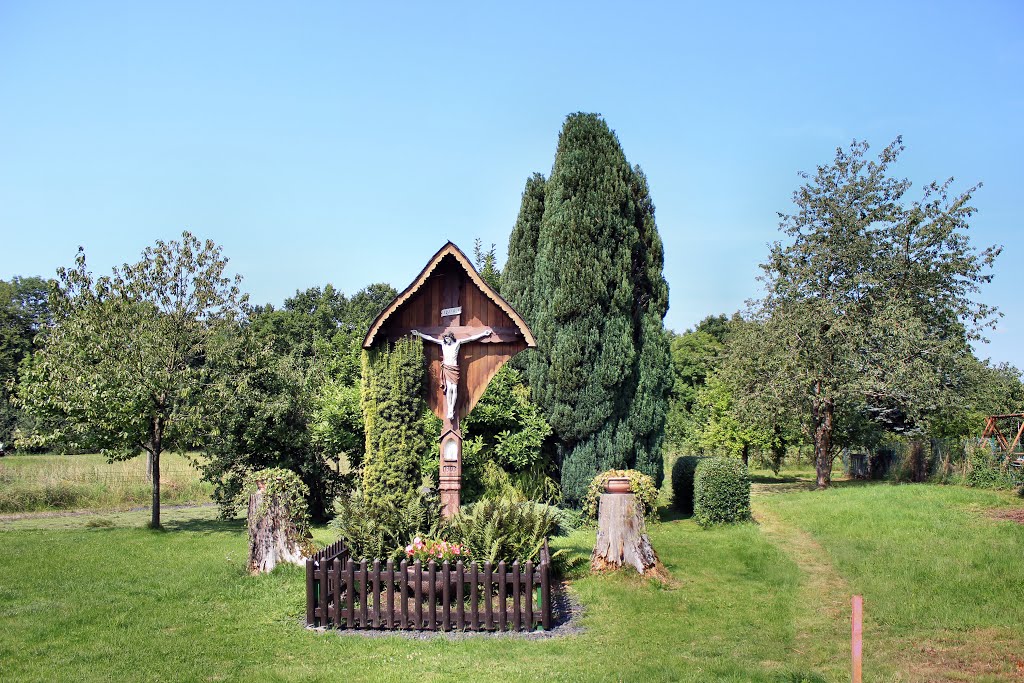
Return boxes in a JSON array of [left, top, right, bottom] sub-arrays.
[[757, 482, 1024, 683], [755, 505, 851, 681]]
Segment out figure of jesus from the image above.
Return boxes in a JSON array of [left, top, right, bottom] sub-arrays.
[[411, 328, 493, 420]]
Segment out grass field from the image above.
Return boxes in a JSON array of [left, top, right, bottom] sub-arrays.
[[1, 470, 1022, 682], [0, 451, 212, 513]]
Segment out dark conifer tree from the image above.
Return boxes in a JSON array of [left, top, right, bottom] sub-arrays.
[[500, 172, 546, 318], [504, 113, 671, 505]]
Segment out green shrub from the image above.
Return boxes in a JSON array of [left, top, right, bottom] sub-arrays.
[[964, 440, 1018, 490], [583, 469, 659, 520], [671, 456, 702, 514], [693, 457, 751, 527], [445, 497, 557, 563], [330, 486, 441, 561]]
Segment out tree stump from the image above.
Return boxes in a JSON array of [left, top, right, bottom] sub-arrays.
[[591, 492, 658, 575], [247, 485, 307, 574]]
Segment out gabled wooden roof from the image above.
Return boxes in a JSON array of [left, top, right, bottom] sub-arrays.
[[362, 241, 536, 349]]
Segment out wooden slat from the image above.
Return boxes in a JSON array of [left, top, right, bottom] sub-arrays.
[[428, 562, 437, 631], [469, 562, 479, 631], [484, 562, 493, 630], [442, 562, 451, 631], [497, 561, 507, 631], [541, 546, 552, 631], [346, 559, 356, 629], [359, 559, 369, 628], [414, 562, 423, 630], [371, 559, 381, 628], [400, 559, 409, 629], [512, 561, 521, 631], [305, 558, 316, 627], [385, 559, 394, 629], [524, 560, 533, 630], [319, 559, 329, 628], [455, 561, 465, 630]]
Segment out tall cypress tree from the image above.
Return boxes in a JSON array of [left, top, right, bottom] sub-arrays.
[[504, 113, 671, 505], [500, 172, 546, 318]]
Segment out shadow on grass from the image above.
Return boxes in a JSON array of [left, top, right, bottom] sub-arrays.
[[656, 505, 693, 522], [161, 516, 245, 534]]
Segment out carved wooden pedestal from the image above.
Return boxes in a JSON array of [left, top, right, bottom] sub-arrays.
[[439, 421, 463, 518]]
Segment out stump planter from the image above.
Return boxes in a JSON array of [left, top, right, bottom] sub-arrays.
[[591, 492, 658, 575]]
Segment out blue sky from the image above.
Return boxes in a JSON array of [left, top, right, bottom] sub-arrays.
[[2, 1, 1022, 368]]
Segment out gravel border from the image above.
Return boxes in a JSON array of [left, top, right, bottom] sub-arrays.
[[308, 581, 585, 640]]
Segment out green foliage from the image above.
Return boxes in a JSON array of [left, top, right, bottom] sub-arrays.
[[0, 276, 51, 446], [445, 497, 557, 563], [472, 238, 501, 291], [500, 172, 545, 323], [361, 336, 431, 513], [202, 282, 395, 522], [730, 138, 1001, 487], [964, 440, 1018, 489], [582, 468, 659, 521], [458, 365, 554, 502], [329, 487, 441, 560], [690, 373, 775, 457], [665, 316, 730, 449], [693, 457, 752, 527], [462, 365, 551, 471], [505, 113, 671, 506], [671, 455, 703, 514], [239, 467, 311, 536], [17, 232, 246, 527]]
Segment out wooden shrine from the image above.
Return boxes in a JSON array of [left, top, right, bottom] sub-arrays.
[[363, 242, 536, 517]]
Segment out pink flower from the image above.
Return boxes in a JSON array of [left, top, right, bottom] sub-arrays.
[[405, 545, 413, 554]]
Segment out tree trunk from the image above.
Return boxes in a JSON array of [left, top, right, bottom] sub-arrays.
[[149, 412, 163, 529], [150, 447, 161, 528], [741, 443, 750, 468], [591, 493, 658, 575], [247, 486, 307, 574], [812, 396, 834, 489]]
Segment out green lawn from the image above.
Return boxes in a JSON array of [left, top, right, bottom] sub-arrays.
[[1, 478, 1022, 682]]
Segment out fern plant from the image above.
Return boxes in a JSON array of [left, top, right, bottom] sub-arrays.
[[445, 497, 557, 564], [330, 486, 441, 560]]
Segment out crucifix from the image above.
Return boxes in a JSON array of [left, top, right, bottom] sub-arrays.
[[410, 328, 494, 420], [362, 242, 536, 518]]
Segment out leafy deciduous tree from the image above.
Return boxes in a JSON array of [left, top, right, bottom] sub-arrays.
[[18, 232, 246, 527], [735, 138, 1000, 488]]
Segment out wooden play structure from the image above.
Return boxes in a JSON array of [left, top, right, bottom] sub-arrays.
[[980, 413, 1024, 469]]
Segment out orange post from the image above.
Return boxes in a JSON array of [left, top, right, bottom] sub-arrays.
[[852, 595, 863, 683]]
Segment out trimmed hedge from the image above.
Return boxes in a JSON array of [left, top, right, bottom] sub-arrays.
[[694, 457, 751, 527], [671, 456, 703, 514]]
